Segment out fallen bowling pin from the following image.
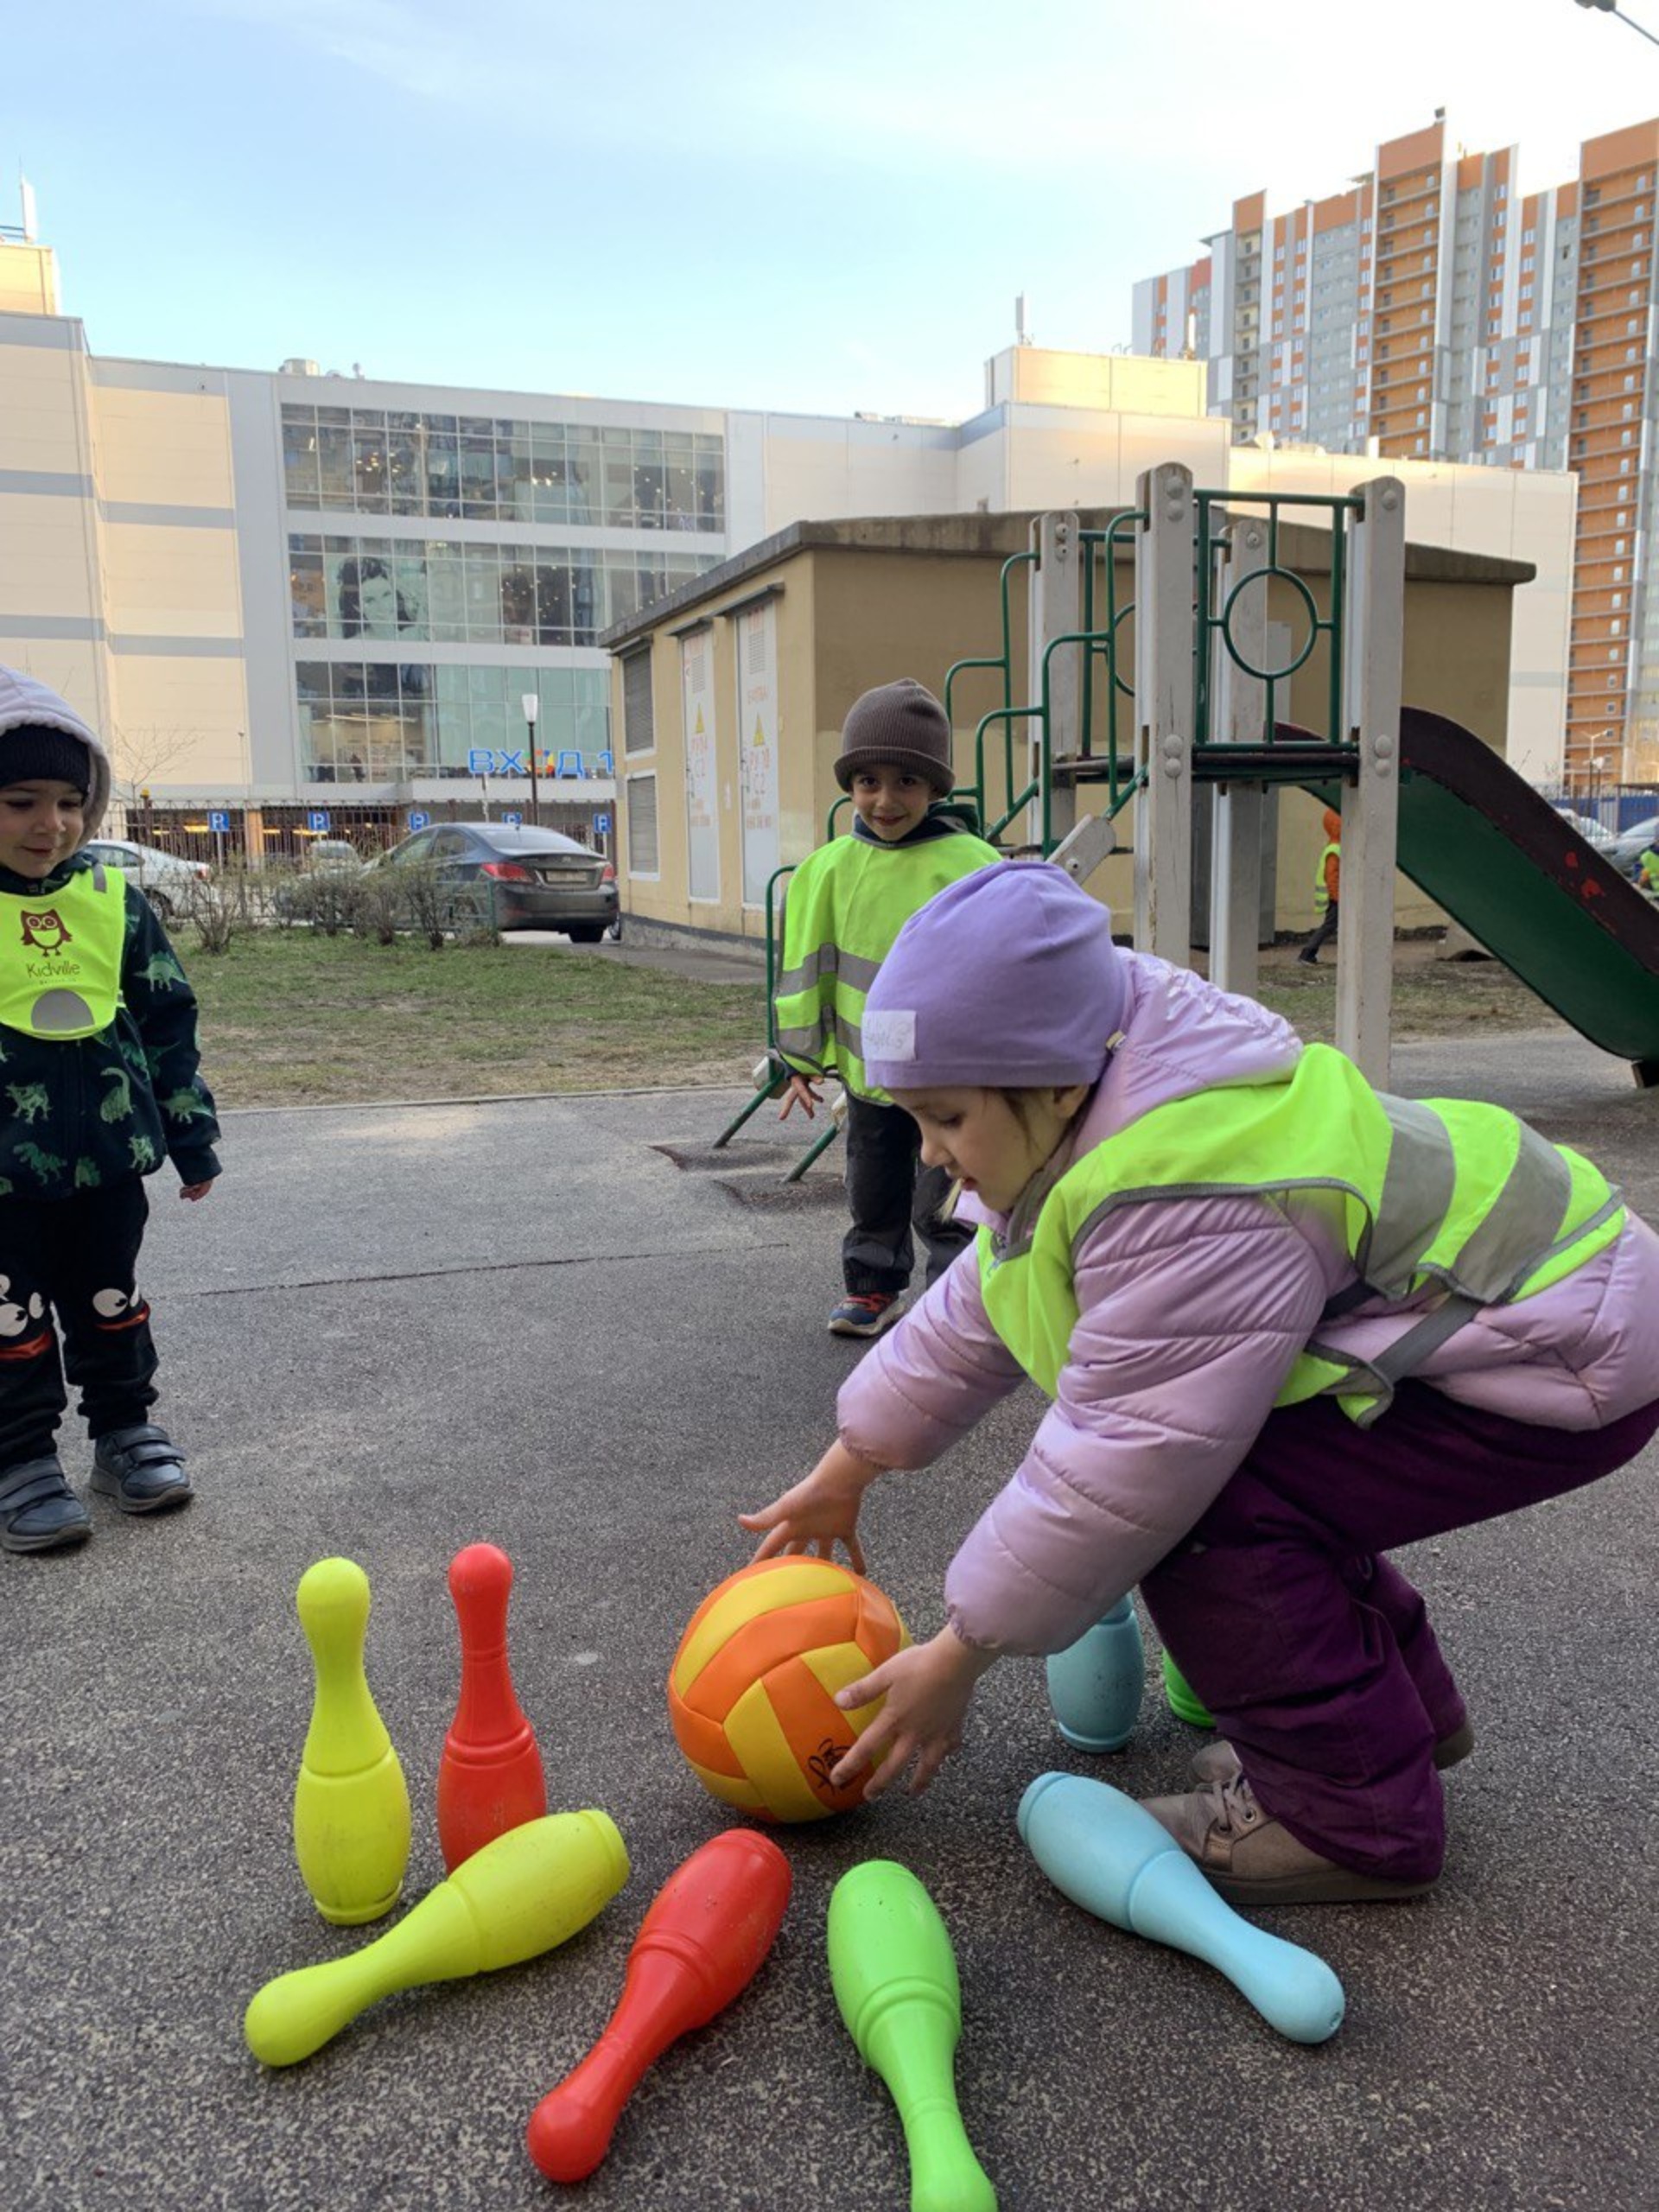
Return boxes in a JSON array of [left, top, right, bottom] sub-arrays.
[[827, 1859, 997, 2212], [245, 1809, 629, 2067], [526, 1828, 791, 2182], [1017, 1773, 1344, 2045], [437, 1541, 547, 1872], [293, 1556, 412, 1926]]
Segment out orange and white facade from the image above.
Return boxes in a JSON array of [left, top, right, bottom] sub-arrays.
[[1136, 115, 1659, 782]]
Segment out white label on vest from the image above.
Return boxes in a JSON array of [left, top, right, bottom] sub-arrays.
[[863, 1009, 916, 1062]]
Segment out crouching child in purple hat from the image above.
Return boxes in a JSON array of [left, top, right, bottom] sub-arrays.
[[0, 666, 221, 1555], [741, 862, 1659, 1904]]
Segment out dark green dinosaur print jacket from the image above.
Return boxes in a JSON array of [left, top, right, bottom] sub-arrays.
[[0, 852, 221, 1202]]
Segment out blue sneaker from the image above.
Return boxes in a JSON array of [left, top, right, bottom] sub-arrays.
[[827, 1292, 906, 1338]]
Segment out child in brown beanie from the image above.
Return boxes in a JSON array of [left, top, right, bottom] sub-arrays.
[[772, 679, 1000, 1337]]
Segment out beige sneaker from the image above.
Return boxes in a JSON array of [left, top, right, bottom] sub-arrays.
[[1140, 1776, 1438, 1904], [1191, 1719, 1475, 1788]]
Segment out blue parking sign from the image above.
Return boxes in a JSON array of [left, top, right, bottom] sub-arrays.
[[207, 810, 231, 834], [593, 812, 611, 835], [501, 810, 523, 827], [408, 809, 430, 830], [308, 809, 331, 832]]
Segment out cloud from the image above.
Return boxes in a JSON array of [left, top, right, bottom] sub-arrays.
[[179, 0, 496, 100]]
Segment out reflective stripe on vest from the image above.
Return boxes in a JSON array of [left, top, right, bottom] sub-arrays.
[[0, 864, 126, 1039], [976, 1042, 1624, 1429], [774, 835, 998, 1099], [1313, 841, 1338, 913]]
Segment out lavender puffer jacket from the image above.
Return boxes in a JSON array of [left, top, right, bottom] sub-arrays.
[[836, 954, 1659, 1656]]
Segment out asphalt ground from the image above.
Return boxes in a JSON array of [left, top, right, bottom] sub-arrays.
[[3, 1025, 1656, 2212]]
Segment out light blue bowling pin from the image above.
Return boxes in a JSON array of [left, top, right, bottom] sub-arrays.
[[1017, 1772, 1344, 2045], [1045, 1599, 1144, 1751]]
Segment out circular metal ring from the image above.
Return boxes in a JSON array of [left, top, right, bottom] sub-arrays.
[[1218, 565, 1319, 683]]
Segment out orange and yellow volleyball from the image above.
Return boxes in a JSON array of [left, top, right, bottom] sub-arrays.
[[667, 1556, 910, 1823]]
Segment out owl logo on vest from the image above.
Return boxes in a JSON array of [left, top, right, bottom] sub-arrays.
[[20, 909, 73, 953]]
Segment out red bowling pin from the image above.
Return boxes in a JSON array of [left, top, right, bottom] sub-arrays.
[[436, 1543, 547, 1872], [525, 1828, 792, 2183]]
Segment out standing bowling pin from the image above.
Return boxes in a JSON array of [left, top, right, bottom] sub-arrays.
[[293, 1557, 411, 1926], [437, 1542, 547, 1872], [526, 1828, 791, 2182], [827, 1860, 997, 2212], [245, 1808, 630, 2066], [1017, 1773, 1344, 2045], [1046, 1597, 1144, 1751], [1160, 1647, 1214, 1729]]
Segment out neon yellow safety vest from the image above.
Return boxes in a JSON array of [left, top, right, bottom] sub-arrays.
[[774, 832, 999, 1102], [0, 863, 127, 1040], [977, 1042, 1624, 1429], [1313, 841, 1339, 913], [1640, 847, 1658, 891]]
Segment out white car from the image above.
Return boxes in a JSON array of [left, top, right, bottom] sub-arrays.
[[80, 836, 212, 918], [1551, 808, 1620, 854]]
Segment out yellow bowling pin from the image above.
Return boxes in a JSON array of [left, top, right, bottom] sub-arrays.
[[245, 1809, 630, 2065], [293, 1557, 411, 1926]]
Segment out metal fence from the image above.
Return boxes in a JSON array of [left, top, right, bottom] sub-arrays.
[[1533, 784, 1658, 840], [105, 797, 613, 866]]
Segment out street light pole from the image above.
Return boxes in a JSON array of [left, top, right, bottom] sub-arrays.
[[1573, 0, 1659, 48], [521, 691, 542, 828]]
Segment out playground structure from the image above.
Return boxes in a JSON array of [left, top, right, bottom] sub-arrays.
[[715, 462, 1659, 1168]]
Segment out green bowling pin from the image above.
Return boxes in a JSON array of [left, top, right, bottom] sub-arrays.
[[827, 1860, 997, 2212], [245, 1809, 629, 2066], [1161, 1647, 1215, 1729]]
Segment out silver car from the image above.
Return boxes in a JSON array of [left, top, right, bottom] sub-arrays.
[[80, 836, 212, 919]]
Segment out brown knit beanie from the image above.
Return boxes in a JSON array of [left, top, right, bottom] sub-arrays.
[[833, 679, 955, 797]]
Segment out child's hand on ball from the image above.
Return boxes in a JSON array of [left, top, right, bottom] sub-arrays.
[[830, 1628, 998, 1801]]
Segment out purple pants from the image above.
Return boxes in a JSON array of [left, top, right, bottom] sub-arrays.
[[1139, 1384, 1659, 1884]]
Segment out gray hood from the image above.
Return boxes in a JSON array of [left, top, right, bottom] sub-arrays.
[[0, 665, 112, 839]]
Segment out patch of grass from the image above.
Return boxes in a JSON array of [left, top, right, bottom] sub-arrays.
[[1253, 950, 1571, 1048], [188, 932, 766, 1107]]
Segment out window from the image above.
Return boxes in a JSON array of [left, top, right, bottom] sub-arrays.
[[621, 649, 655, 755], [626, 772, 660, 876]]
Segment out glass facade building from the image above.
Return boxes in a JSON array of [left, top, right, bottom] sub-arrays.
[[281, 404, 725, 784]]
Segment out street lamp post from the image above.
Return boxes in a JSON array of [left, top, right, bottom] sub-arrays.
[[521, 691, 542, 829], [1573, 0, 1659, 48]]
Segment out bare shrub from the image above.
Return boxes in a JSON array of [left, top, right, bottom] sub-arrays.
[[183, 866, 259, 956]]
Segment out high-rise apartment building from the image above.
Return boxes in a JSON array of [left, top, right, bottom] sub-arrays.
[[1134, 114, 1659, 783]]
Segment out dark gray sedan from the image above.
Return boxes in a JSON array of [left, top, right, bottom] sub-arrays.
[[379, 821, 620, 940]]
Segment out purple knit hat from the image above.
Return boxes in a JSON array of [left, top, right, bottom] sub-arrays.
[[862, 863, 1128, 1091]]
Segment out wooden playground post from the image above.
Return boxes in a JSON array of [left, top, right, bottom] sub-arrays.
[[1336, 477, 1406, 1085], [1029, 512, 1085, 852], [1209, 512, 1271, 997], [1133, 463, 1195, 963]]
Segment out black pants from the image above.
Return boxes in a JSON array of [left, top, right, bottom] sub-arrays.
[[842, 1093, 973, 1296], [0, 1180, 159, 1468], [1300, 898, 1339, 962]]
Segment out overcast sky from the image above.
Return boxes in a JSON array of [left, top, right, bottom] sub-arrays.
[[8, 1, 1659, 420]]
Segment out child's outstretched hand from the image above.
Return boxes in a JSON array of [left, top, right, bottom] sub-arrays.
[[178, 1179, 213, 1203], [778, 1073, 822, 1122], [738, 1440, 883, 1573], [830, 1628, 998, 1801]]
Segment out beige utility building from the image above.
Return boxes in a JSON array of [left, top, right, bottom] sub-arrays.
[[601, 507, 1529, 944]]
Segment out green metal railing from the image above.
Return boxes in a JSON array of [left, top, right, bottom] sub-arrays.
[[1193, 491, 1363, 751], [719, 492, 1365, 1173]]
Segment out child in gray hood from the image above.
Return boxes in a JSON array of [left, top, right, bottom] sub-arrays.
[[0, 665, 220, 1554]]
